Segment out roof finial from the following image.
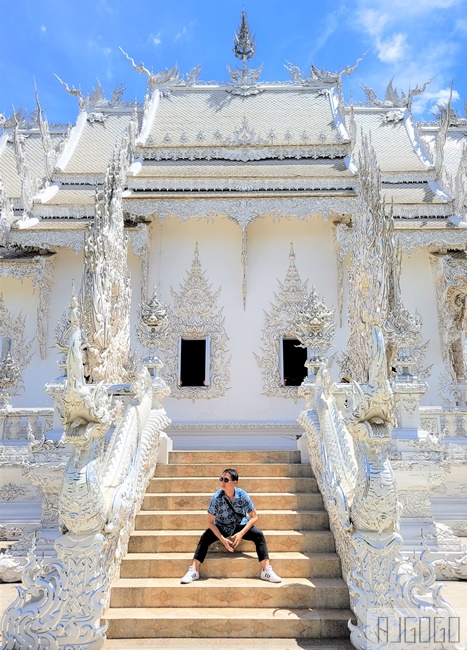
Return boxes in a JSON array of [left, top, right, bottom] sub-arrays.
[[233, 10, 256, 71], [227, 10, 263, 97]]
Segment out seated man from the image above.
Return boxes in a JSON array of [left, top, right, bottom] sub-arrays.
[[181, 468, 281, 584]]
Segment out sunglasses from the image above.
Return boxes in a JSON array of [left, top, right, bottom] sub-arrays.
[[219, 477, 232, 483]]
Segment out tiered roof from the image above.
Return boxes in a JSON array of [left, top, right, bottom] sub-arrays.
[[0, 26, 466, 247]]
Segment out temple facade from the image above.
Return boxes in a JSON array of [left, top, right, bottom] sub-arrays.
[[0, 12, 466, 648]]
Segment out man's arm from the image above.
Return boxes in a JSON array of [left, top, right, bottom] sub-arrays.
[[230, 509, 258, 549], [206, 513, 234, 552]]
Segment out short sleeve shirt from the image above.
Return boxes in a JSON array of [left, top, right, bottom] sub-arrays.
[[207, 487, 255, 536]]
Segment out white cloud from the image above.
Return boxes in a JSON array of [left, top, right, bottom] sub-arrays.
[[353, 0, 465, 109], [454, 18, 467, 34], [309, 7, 346, 57], [412, 87, 461, 116], [358, 8, 388, 37], [175, 20, 196, 42], [148, 31, 162, 47], [40, 25, 46, 33], [376, 33, 407, 63]]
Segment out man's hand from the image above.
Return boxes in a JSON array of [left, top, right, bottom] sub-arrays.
[[230, 532, 243, 549], [221, 536, 234, 552]]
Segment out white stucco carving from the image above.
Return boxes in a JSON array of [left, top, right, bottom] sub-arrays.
[[255, 244, 311, 399], [158, 243, 230, 400]]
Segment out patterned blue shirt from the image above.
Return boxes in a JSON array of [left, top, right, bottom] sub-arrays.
[[207, 488, 255, 536]]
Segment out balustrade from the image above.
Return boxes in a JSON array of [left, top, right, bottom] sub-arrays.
[[0, 407, 53, 441]]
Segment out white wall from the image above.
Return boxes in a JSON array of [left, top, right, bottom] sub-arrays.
[[151, 214, 344, 424], [3, 218, 447, 415]]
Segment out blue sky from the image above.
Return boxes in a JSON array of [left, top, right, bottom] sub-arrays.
[[1, 0, 466, 124]]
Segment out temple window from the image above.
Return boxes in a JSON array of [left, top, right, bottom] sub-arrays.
[[178, 336, 211, 387], [280, 337, 307, 386]]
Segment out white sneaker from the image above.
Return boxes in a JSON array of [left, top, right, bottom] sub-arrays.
[[260, 566, 282, 583], [181, 566, 199, 584]]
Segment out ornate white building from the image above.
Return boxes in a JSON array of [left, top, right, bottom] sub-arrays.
[[0, 12, 466, 649]]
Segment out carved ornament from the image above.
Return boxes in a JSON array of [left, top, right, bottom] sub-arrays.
[[285, 55, 364, 89], [142, 143, 350, 162], [227, 11, 263, 97], [341, 137, 394, 383], [120, 48, 201, 95], [362, 77, 431, 111], [124, 195, 354, 227], [158, 243, 230, 400], [0, 295, 33, 405], [430, 252, 467, 404], [79, 137, 131, 383], [0, 250, 56, 359], [255, 244, 311, 399]]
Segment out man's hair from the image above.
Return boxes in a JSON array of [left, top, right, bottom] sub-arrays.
[[223, 468, 238, 482]]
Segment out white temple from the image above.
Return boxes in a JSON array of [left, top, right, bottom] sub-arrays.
[[0, 12, 466, 648]]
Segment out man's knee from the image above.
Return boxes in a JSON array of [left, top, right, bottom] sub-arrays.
[[246, 526, 265, 543]]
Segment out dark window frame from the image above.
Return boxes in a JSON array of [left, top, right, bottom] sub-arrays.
[[178, 335, 211, 387]]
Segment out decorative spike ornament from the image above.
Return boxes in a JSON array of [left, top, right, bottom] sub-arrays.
[[227, 11, 263, 96]]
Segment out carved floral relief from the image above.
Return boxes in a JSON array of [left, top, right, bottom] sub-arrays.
[[255, 244, 312, 399], [158, 243, 230, 400]]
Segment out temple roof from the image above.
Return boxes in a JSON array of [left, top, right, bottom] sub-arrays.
[[0, 131, 65, 201], [0, 78, 465, 231], [350, 108, 433, 178], [144, 87, 346, 151], [55, 110, 138, 179]]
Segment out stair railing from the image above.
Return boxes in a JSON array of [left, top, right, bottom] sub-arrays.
[[298, 324, 462, 650], [1, 315, 170, 650]]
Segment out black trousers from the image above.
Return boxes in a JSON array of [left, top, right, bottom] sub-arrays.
[[194, 524, 269, 564]]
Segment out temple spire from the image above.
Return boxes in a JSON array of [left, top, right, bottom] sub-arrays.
[[233, 10, 256, 72], [227, 10, 263, 97]]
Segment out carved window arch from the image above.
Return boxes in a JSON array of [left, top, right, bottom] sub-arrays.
[[254, 244, 310, 399], [158, 243, 230, 400]]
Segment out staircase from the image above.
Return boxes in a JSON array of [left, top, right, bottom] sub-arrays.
[[105, 450, 353, 646]]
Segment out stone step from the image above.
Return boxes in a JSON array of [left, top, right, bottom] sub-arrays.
[[110, 577, 350, 609], [128, 529, 336, 554], [135, 510, 329, 531], [120, 552, 342, 579], [148, 476, 319, 493], [168, 451, 302, 465], [155, 463, 313, 478], [104, 639, 354, 649], [142, 493, 324, 512], [105, 606, 353, 639]]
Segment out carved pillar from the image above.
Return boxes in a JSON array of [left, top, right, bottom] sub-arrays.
[[136, 288, 171, 415], [430, 251, 467, 405], [129, 223, 151, 305], [392, 381, 428, 429], [332, 219, 352, 327]]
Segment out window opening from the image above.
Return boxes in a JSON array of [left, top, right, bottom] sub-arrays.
[[280, 337, 308, 386], [178, 337, 210, 387]]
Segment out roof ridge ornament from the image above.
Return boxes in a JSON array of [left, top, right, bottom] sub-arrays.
[[285, 54, 365, 89], [54, 75, 130, 111], [120, 48, 201, 96], [227, 10, 263, 97], [362, 77, 432, 111]]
